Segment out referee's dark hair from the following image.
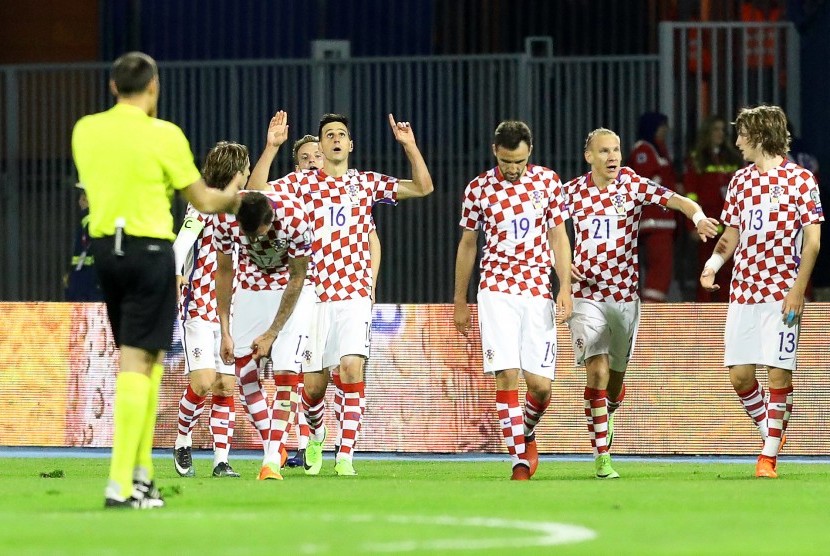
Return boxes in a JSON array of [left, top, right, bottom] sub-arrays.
[[111, 51, 158, 96], [494, 120, 532, 150], [238, 192, 274, 237]]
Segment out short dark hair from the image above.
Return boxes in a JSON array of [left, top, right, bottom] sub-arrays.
[[237, 192, 274, 236], [110, 51, 158, 96], [292, 134, 319, 166], [203, 141, 249, 190], [493, 121, 532, 150], [318, 113, 350, 139]]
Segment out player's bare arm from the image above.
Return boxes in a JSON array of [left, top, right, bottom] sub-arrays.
[[216, 250, 235, 364], [453, 229, 478, 336], [388, 113, 434, 200], [250, 255, 309, 362], [548, 223, 573, 323], [369, 230, 381, 304], [665, 194, 719, 241], [183, 174, 244, 214], [782, 223, 821, 323], [247, 110, 289, 191], [700, 226, 739, 292]]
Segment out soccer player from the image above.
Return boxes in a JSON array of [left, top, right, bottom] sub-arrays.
[[72, 51, 242, 509], [171, 141, 249, 479], [453, 121, 572, 481], [215, 190, 314, 481], [700, 105, 823, 478], [249, 112, 432, 476], [566, 128, 718, 479]]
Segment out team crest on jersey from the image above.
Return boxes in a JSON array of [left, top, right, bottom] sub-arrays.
[[575, 338, 584, 350], [303, 349, 312, 364], [531, 190, 545, 211], [611, 193, 627, 215], [484, 349, 495, 363], [192, 347, 202, 359], [771, 185, 783, 203], [346, 184, 360, 205]]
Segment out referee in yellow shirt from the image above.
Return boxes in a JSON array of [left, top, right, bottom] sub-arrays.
[[72, 51, 243, 509]]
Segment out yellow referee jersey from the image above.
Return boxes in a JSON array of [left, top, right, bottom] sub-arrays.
[[72, 103, 202, 240]]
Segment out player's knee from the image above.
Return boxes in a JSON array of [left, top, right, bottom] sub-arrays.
[[213, 375, 237, 397], [189, 370, 216, 396]]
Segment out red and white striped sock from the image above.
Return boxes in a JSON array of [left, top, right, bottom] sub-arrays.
[[236, 355, 271, 450], [337, 381, 365, 461], [210, 394, 234, 466], [270, 374, 300, 459], [302, 388, 327, 442], [607, 383, 626, 415], [736, 380, 768, 440], [523, 391, 550, 438], [762, 387, 792, 458], [175, 384, 205, 449], [584, 387, 609, 457], [496, 389, 527, 469], [293, 380, 310, 450], [332, 373, 345, 448], [783, 387, 794, 433]]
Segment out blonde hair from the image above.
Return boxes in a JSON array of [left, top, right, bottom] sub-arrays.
[[734, 105, 790, 157], [584, 128, 620, 151]]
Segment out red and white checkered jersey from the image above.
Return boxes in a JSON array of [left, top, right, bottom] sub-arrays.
[[179, 205, 219, 323], [459, 164, 568, 299], [564, 167, 675, 302], [270, 169, 398, 302], [213, 190, 313, 291], [722, 160, 824, 304]]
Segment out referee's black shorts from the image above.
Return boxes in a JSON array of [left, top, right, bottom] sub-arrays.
[[90, 235, 177, 352]]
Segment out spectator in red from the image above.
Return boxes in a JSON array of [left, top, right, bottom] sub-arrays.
[[685, 116, 743, 301], [627, 112, 681, 302]]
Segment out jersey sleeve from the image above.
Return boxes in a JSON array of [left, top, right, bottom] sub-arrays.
[[172, 206, 205, 272], [634, 174, 674, 207], [213, 214, 235, 255], [797, 170, 825, 226], [721, 174, 740, 228], [367, 171, 399, 205], [282, 201, 313, 259], [458, 180, 482, 230], [546, 174, 569, 227]]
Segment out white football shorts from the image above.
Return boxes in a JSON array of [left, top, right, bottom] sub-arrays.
[[477, 290, 558, 379], [724, 301, 799, 371], [180, 317, 234, 375], [302, 297, 372, 373], [231, 285, 315, 372], [568, 298, 640, 372]]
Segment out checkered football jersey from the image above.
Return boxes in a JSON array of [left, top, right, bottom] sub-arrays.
[[459, 164, 568, 299], [213, 190, 313, 291], [564, 166, 675, 302], [179, 205, 220, 322], [270, 168, 398, 302], [722, 159, 824, 304]]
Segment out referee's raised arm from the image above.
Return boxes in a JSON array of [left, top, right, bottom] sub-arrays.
[[70, 51, 236, 510]]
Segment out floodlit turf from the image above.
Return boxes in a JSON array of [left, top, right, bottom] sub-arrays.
[[2, 456, 830, 554]]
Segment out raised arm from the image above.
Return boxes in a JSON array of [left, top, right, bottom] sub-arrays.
[[547, 222, 573, 323], [453, 229, 479, 336], [387, 114, 434, 200], [250, 255, 309, 362], [248, 110, 289, 191], [665, 193, 719, 242]]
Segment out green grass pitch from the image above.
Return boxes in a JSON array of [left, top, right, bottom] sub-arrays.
[[2, 456, 829, 554]]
